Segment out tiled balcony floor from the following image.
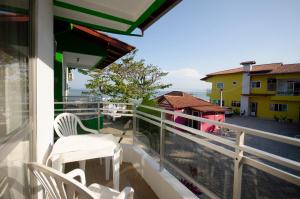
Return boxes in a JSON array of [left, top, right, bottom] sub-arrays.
[[65, 159, 158, 199]]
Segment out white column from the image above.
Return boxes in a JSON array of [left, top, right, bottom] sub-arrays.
[[241, 68, 251, 116], [34, 0, 54, 164]]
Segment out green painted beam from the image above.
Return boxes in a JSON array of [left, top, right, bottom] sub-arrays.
[[126, 0, 165, 34], [55, 16, 142, 36], [53, 0, 134, 25]]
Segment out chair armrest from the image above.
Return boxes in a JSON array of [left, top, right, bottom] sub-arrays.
[[116, 187, 134, 199], [66, 169, 86, 186], [78, 120, 99, 134]]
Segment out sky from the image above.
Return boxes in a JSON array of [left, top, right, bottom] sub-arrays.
[[70, 0, 300, 91]]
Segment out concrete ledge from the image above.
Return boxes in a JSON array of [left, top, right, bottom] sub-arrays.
[[122, 144, 197, 199]]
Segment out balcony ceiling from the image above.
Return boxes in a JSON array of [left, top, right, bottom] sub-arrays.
[[53, 0, 181, 35], [55, 20, 135, 69]]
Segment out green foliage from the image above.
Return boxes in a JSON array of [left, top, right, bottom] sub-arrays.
[[138, 97, 161, 117], [79, 50, 171, 102]]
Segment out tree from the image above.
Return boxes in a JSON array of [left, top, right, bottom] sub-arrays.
[[79, 50, 171, 102]]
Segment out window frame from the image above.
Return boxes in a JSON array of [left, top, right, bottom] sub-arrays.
[[251, 81, 261, 88], [216, 82, 224, 89], [270, 103, 288, 112]]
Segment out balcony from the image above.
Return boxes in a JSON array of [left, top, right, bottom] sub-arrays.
[[54, 101, 300, 199]]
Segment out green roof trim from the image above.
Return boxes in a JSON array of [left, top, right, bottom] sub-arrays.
[[54, 16, 142, 37], [55, 52, 63, 63], [126, 0, 165, 34], [53, 0, 134, 25]]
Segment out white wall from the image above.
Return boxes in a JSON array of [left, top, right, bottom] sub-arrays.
[[35, 0, 54, 164], [240, 95, 249, 116]]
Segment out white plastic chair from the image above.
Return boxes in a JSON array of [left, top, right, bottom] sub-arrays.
[[54, 112, 98, 137], [28, 162, 134, 199], [53, 113, 106, 177]]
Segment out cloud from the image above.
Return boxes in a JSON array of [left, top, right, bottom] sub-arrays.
[[163, 67, 211, 91]]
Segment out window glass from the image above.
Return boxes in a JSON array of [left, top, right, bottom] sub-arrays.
[[251, 81, 261, 88], [267, 78, 276, 91], [216, 82, 224, 89], [270, 104, 287, 112], [0, 1, 31, 198]]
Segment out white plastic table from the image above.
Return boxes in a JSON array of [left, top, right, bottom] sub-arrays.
[[49, 134, 121, 190]]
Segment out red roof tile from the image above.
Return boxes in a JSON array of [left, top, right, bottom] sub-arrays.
[[201, 62, 300, 80], [157, 91, 225, 113]]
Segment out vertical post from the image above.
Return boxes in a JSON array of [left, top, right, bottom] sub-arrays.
[[97, 101, 100, 133], [132, 104, 137, 145], [160, 112, 166, 171], [220, 88, 223, 107], [233, 131, 244, 199]]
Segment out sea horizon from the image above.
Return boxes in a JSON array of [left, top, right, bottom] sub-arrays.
[[69, 88, 210, 101]]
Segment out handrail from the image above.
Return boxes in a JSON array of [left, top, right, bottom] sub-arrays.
[[53, 100, 300, 199], [139, 105, 300, 147]]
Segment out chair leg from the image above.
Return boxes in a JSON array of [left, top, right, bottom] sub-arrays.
[[79, 161, 86, 171], [105, 157, 110, 180], [113, 149, 121, 191]]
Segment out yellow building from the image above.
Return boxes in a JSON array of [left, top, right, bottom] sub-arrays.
[[201, 61, 300, 123]]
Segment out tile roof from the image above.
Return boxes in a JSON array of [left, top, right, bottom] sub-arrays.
[[201, 62, 300, 80], [157, 91, 225, 113]]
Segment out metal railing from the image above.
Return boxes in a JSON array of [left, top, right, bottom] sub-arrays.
[[54, 101, 133, 132], [54, 101, 300, 199]]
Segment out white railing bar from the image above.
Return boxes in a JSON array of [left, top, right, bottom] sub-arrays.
[[139, 105, 300, 147], [100, 109, 133, 112], [55, 108, 98, 111], [243, 157, 300, 186], [136, 110, 161, 122], [163, 158, 220, 199], [240, 145, 300, 172], [102, 113, 133, 117], [136, 115, 161, 127], [163, 119, 236, 149], [165, 126, 235, 158], [54, 112, 98, 116], [54, 108, 133, 112], [55, 101, 98, 105], [55, 101, 133, 105]]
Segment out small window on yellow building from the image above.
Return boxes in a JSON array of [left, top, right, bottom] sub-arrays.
[[270, 103, 287, 112]]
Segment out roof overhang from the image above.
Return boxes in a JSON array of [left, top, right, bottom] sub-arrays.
[[55, 20, 135, 69], [53, 0, 181, 36]]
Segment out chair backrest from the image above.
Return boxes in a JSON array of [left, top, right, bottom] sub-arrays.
[[54, 113, 80, 137], [28, 163, 94, 199]]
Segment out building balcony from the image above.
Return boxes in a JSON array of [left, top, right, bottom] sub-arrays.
[[53, 100, 300, 199]]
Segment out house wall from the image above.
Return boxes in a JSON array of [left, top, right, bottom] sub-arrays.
[[206, 73, 242, 110], [174, 109, 186, 125], [205, 72, 300, 122], [201, 113, 225, 132]]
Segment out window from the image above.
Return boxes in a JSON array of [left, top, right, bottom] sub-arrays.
[[270, 104, 287, 112], [212, 99, 224, 106], [267, 78, 276, 91], [1, 1, 32, 198], [251, 81, 261, 88], [232, 81, 237, 85], [216, 82, 224, 89], [231, 101, 241, 107]]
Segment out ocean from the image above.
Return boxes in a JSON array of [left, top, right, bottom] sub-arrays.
[[69, 89, 210, 102]]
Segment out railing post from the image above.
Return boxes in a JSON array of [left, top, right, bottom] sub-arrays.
[[132, 104, 137, 145], [160, 112, 166, 171], [233, 131, 245, 199], [97, 101, 100, 133]]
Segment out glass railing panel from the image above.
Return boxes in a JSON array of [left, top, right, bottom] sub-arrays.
[[241, 164, 300, 199], [164, 129, 234, 199], [135, 117, 160, 158]]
